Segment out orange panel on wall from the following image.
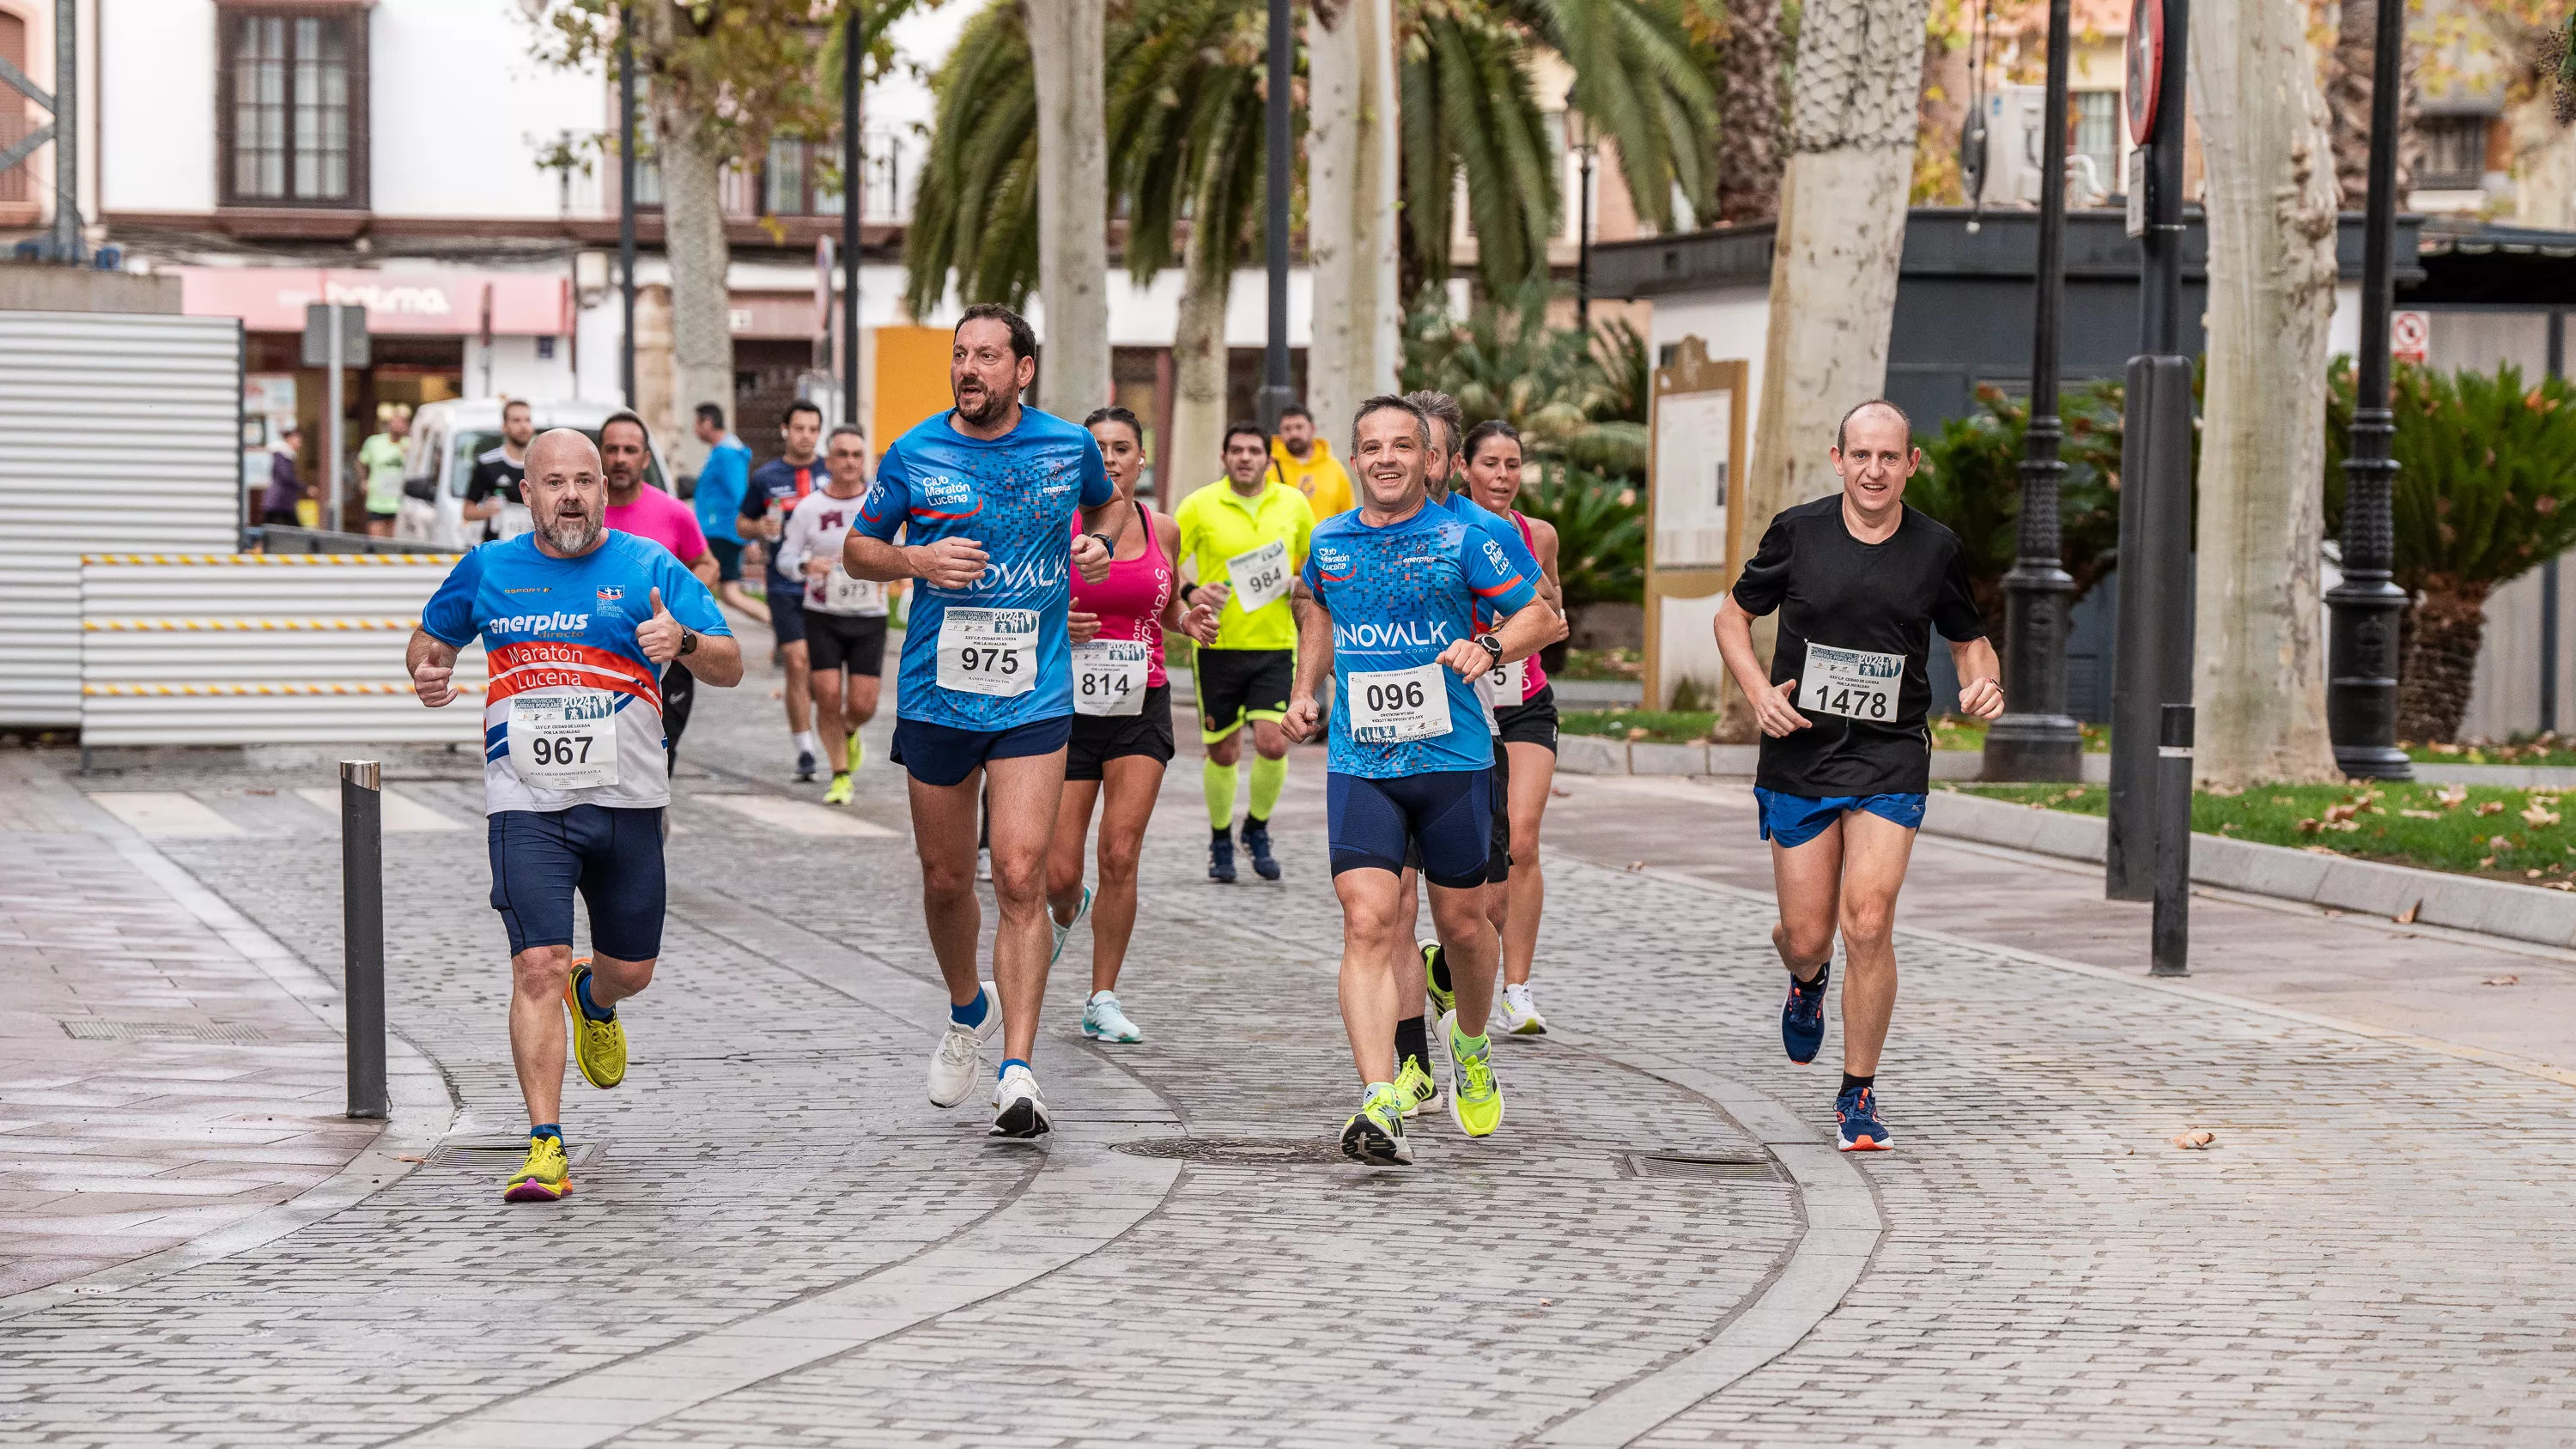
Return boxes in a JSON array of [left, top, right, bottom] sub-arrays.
[[872, 325, 956, 449]]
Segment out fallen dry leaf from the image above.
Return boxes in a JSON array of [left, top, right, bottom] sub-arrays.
[[2524, 805, 2562, 827], [2393, 900, 2420, 925], [2476, 800, 2506, 816], [2305, 845, 2342, 857], [2483, 975, 2520, 986], [1624, 861, 1645, 872], [2437, 785, 2468, 808], [1625, 727, 1649, 742], [394, 1155, 427, 1163], [2170, 1130, 2215, 1150], [2399, 808, 2441, 820]]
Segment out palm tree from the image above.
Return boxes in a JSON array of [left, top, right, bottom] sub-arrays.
[[1399, 6, 1558, 297], [1499, 0, 1721, 233]]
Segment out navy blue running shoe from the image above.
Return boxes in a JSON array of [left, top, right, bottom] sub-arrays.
[[1208, 830, 1239, 883], [1242, 820, 1281, 881], [1836, 1084, 1893, 1153], [1781, 962, 1830, 1064]]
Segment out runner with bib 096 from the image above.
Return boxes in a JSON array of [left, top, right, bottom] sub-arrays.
[[1713, 398, 2002, 1155], [1285, 395, 1558, 1167], [407, 429, 742, 1203], [844, 304, 1121, 1141]]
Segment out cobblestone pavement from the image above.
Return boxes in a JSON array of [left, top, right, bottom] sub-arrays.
[[0, 631, 2572, 1445]]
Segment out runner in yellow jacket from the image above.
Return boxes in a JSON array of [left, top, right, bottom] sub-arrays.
[[1271, 404, 1354, 519]]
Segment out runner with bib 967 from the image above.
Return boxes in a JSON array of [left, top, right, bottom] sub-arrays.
[[1713, 398, 2002, 1155], [1285, 395, 1559, 1167]]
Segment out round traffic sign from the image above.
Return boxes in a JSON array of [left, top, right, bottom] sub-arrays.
[[2128, 0, 2164, 146]]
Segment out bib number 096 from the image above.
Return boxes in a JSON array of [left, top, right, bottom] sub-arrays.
[[1364, 678, 1425, 712]]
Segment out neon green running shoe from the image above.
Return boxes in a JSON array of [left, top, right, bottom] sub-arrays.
[[1393, 1053, 1438, 1119], [824, 771, 855, 805], [1339, 1082, 1413, 1166], [562, 960, 627, 1090], [1445, 1014, 1504, 1138], [1421, 938, 1455, 1018], [845, 730, 865, 773]]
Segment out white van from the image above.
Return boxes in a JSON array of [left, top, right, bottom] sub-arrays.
[[393, 399, 676, 550]]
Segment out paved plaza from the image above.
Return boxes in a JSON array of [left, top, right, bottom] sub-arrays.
[[3, 634, 2574, 1446]]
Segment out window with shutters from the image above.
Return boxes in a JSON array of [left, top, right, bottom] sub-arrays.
[[216, 7, 368, 208]]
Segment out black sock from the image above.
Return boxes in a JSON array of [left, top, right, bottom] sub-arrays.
[[1212, 825, 1233, 844], [1429, 945, 1453, 995], [1840, 1072, 1875, 1097], [1244, 813, 1267, 832], [1795, 960, 1831, 990], [1394, 1015, 1429, 1070]]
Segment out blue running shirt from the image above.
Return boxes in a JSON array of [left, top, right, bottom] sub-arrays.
[[420, 531, 731, 815], [1302, 500, 1538, 778], [854, 407, 1115, 731], [1438, 489, 1543, 628]]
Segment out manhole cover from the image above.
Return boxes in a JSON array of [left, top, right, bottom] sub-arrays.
[[58, 1020, 266, 1045], [1625, 1152, 1780, 1183], [1113, 1137, 1349, 1166]]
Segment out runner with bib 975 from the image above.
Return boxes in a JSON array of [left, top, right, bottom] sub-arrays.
[[407, 429, 743, 1202], [1713, 398, 2002, 1154], [1285, 395, 1558, 1167], [844, 304, 1122, 1140]]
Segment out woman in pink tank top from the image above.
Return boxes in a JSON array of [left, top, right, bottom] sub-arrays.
[[1461, 419, 1565, 1037], [1045, 405, 1206, 1046]]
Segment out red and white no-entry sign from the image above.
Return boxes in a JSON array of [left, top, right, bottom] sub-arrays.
[[2391, 310, 2430, 364]]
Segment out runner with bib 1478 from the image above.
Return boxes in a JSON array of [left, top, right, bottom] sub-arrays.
[[1713, 398, 2002, 1156]]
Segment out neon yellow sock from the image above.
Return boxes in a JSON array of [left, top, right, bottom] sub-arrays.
[[1248, 752, 1287, 822], [1203, 759, 1240, 832]]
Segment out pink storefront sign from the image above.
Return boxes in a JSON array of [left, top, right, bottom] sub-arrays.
[[174, 268, 572, 336]]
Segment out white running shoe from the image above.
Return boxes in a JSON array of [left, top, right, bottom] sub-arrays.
[[975, 846, 992, 882], [1083, 991, 1144, 1043], [1050, 885, 1094, 966], [927, 986, 1004, 1107], [1498, 983, 1548, 1036], [991, 1063, 1052, 1138]]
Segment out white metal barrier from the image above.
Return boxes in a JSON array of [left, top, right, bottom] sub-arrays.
[[79, 554, 488, 747]]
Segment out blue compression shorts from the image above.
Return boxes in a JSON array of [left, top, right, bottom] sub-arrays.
[[488, 804, 668, 961], [889, 713, 1073, 789], [1327, 768, 1492, 889]]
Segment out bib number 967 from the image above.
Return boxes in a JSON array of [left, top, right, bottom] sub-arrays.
[[526, 734, 597, 766]]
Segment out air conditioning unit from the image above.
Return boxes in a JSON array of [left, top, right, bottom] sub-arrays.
[[1974, 85, 2049, 208]]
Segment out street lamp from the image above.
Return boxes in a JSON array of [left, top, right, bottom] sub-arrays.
[[618, 4, 637, 410], [2324, 0, 2414, 780], [1984, 0, 2085, 782], [842, 2, 862, 430], [1571, 108, 1597, 331], [1255, 0, 1295, 432]]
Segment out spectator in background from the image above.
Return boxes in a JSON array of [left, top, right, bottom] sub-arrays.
[[464, 398, 536, 544], [690, 402, 762, 623], [743, 399, 830, 780], [358, 405, 411, 537], [261, 423, 306, 527], [1270, 403, 1354, 518]]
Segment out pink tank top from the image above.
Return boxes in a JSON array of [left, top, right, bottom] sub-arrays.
[[1071, 501, 1176, 688], [1511, 510, 1549, 700]]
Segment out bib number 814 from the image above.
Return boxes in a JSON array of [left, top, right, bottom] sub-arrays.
[[1364, 679, 1426, 712]]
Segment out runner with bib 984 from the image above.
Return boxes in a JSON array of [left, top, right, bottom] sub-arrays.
[[1713, 398, 2001, 1154], [844, 304, 1123, 1140], [1285, 395, 1558, 1167]]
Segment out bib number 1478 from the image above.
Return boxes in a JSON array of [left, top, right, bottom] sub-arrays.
[[1797, 642, 1904, 722]]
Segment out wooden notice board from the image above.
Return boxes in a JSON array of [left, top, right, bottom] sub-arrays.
[[1643, 337, 1751, 709]]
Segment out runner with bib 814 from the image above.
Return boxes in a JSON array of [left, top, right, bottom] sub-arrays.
[[1284, 395, 1558, 1167], [1713, 398, 2002, 1155], [844, 304, 1122, 1141]]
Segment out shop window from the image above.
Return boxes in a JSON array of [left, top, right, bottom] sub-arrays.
[[217, 6, 368, 208], [760, 135, 844, 217]]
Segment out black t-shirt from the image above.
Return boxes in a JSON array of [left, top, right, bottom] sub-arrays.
[[1730, 495, 1986, 797], [465, 448, 527, 543], [744, 456, 827, 580]]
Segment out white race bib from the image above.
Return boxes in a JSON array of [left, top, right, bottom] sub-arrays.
[[1225, 539, 1292, 613], [507, 689, 620, 789], [495, 503, 535, 541], [936, 607, 1040, 697], [1072, 639, 1150, 717], [1797, 642, 1905, 723], [819, 567, 884, 615], [1477, 657, 1528, 711], [1347, 662, 1453, 743]]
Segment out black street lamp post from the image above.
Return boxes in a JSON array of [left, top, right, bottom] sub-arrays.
[[618, 6, 637, 409], [1573, 111, 1597, 332], [1984, 0, 2086, 783], [842, 3, 862, 429], [1255, 0, 1295, 431], [2324, 0, 2415, 780]]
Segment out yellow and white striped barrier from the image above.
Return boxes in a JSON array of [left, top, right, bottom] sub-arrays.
[[84, 618, 423, 633], [83, 682, 487, 698], [82, 553, 467, 567]]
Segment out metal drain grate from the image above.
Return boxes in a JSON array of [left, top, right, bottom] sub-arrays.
[[1114, 1137, 1351, 1166], [1625, 1152, 1781, 1183], [58, 1019, 267, 1045], [428, 1137, 605, 1169]]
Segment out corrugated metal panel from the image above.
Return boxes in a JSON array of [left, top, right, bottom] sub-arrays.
[[79, 555, 488, 747], [1, 312, 245, 727]]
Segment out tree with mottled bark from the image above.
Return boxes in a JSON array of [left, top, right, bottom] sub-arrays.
[[2189, 0, 2342, 787], [1029, 0, 1110, 417], [1309, 0, 1406, 450], [1714, 0, 1784, 222]]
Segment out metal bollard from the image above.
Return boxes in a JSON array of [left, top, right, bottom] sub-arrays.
[[2150, 704, 2193, 978], [341, 760, 388, 1119]]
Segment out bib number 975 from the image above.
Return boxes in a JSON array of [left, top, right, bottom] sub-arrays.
[[935, 607, 1040, 697]]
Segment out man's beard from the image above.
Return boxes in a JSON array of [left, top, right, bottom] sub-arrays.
[[954, 380, 1011, 427], [543, 511, 603, 554]]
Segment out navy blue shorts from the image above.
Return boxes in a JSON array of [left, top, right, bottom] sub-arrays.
[[890, 713, 1073, 789], [1753, 787, 1928, 850], [707, 537, 745, 584], [488, 805, 667, 961], [1328, 769, 1492, 890], [768, 573, 808, 646]]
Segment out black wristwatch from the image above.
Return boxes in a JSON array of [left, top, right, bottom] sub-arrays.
[[1476, 633, 1504, 665], [1179, 582, 1200, 606], [677, 626, 698, 658], [1086, 531, 1115, 557]]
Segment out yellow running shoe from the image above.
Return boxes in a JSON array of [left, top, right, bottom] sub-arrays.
[[502, 1134, 572, 1203], [563, 960, 627, 1089], [1339, 1082, 1413, 1166], [1394, 1053, 1438, 1120], [846, 730, 865, 773], [1421, 939, 1455, 1019], [824, 771, 855, 805], [1445, 1014, 1504, 1138]]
